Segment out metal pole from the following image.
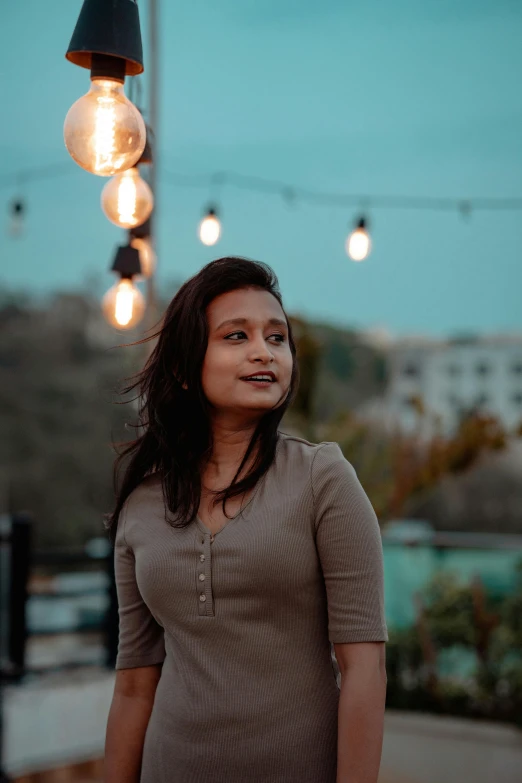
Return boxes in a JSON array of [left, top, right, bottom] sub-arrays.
[[146, 0, 159, 345], [0, 514, 10, 783]]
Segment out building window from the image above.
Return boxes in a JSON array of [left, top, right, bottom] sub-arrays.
[[513, 393, 522, 406], [402, 363, 419, 377], [476, 393, 489, 407], [511, 362, 522, 375], [476, 363, 491, 376], [447, 364, 461, 376]]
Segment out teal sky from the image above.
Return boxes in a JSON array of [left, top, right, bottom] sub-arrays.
[[1, 0, 521, 337]]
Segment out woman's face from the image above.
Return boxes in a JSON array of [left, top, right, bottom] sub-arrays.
[[201, 287, 293, 420]]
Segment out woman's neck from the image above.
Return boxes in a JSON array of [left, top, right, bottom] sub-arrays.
[[205, 426, 259, 481]]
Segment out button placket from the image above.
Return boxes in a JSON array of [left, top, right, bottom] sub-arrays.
[[197, 532, 214, 616]]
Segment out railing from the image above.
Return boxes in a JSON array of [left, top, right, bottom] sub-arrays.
[[26, 541, 118, 675], [2, 519, 117, 679], [1, 513, 117, 780]]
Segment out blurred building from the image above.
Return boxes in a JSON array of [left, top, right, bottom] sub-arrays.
[[384, 333, 522, 436]]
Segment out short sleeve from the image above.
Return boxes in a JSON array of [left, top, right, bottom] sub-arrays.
[[312, 442, 388, 644], [113, 500, 166, 670]]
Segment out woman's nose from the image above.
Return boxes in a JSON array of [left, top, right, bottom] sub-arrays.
[[250, 336, 274, 360]]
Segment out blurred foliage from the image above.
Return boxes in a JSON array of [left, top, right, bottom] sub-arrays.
[[0, 290, 138, 548], [287, 315, 322, 441], [320, 405, 509, 523], [386, 565, 522, 726]]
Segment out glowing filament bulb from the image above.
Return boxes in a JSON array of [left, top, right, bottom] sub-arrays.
[[102, 278, 145, 329], [116, 284, 133, 325], [94, 98, 116, 173], [64, 79, 146, 176], [117, 169, 138, 224], [101, 168, 153, 228]]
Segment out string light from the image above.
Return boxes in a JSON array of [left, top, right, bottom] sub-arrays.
[[346, 217, 371, 262], [4, 164, 522, 252], [199, 207, 221, 246]]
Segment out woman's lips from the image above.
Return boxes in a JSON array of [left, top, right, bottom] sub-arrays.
[[241, 379, 275, 387]]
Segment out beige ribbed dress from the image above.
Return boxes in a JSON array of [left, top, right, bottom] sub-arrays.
[[114, 432, 388, 783]]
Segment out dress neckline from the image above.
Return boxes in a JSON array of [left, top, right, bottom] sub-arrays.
[[196, 433, 282, 541]]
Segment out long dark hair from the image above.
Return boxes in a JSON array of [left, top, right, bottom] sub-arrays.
[[104, 256, 300, 545]]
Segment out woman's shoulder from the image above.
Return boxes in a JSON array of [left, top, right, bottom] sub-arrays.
[[278, 430, 346, 474], [278, 430, 343, 460], [122, 472, 164, 519]]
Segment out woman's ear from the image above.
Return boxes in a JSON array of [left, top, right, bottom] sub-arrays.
[[174, 371, 188, 390]]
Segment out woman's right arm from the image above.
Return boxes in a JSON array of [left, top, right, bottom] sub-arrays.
[[106, 498, 166, 780], [104, 664, 162, 783]]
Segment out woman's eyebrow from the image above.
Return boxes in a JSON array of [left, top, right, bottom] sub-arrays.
[[215, 317, 288, 331]]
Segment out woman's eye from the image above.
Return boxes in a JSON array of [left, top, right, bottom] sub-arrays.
[[225, 331, 285, 342]]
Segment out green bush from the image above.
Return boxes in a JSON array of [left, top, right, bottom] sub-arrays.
[[385, 563, 522, 727]]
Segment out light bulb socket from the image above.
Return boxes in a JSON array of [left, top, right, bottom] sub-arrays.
[[11, 200, 24, 216], [110, 244, 142, 279], [66, 0, 144, 76], [356, 216, 367, 230], [129, 218, 151, 240], [90, 53, 126, 82], [205, 206, 218, 217]]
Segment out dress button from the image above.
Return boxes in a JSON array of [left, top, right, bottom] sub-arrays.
[[201, 538, 204, 544], [199, 573, 205, 581], [199, 594, 206, 602], [200, 554, 205, 562]]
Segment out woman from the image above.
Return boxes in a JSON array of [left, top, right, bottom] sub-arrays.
[[103, 256, 388, 783]]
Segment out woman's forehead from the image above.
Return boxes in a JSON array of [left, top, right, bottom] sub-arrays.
[[207, 288, 284, 325]]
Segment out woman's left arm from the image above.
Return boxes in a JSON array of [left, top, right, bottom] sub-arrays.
[[334, 642, 387, 783], [311, 442, 389, 783]]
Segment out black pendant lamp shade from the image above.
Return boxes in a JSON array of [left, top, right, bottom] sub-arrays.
[[66, 0, 144, 76], [129, 217, 151, 240], [111, 244, 142, 278]]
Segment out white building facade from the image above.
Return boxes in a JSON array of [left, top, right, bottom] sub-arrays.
[[385, 336, 522, 436]]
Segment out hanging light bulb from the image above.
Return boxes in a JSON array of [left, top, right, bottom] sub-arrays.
[[64, 77, 146, 176], [102, 277, 145, 329], [103, 243, 145, 329], [199, 207, 221, 246], [8, 199, 25, 238], [64, 0, 145, 175], [346, 216, 371, 262], [130, 236, 156, 279], [101, 167, 153, 227]]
